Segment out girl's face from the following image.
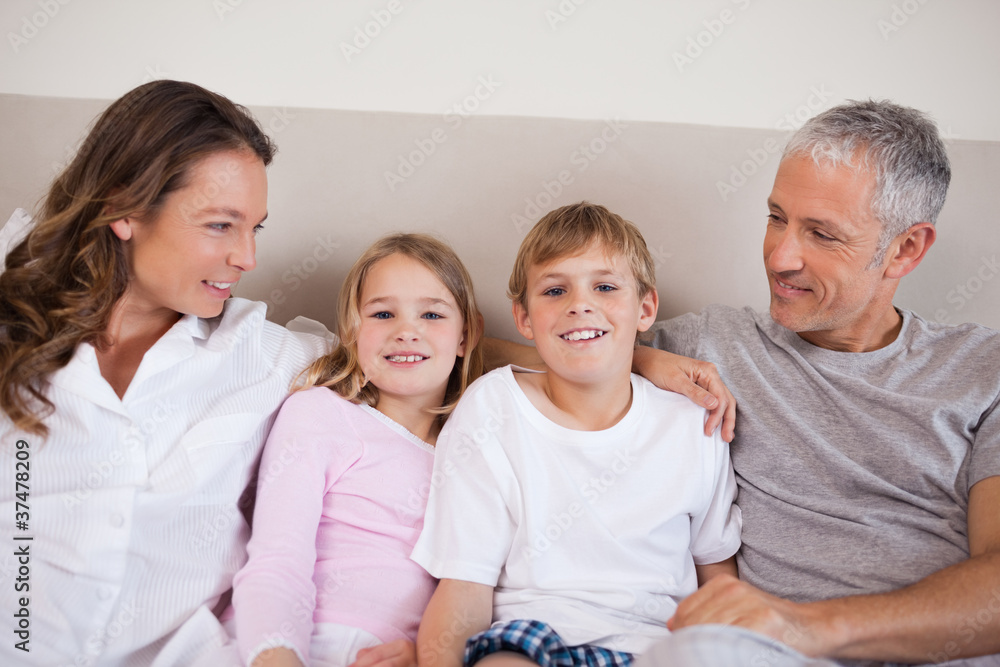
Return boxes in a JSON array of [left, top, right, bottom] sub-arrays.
[[356, 253, 467, 411], [110, 150, 268, 321]]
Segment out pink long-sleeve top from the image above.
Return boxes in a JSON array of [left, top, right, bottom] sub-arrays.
[[232, 386, 436, 665]]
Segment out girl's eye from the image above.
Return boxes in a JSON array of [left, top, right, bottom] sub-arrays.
[[543, 287, 565, 297], [372, 312, 392, 320], [422, 312, 443, 320]]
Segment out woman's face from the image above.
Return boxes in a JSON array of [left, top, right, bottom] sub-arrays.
[[111, 150, 268, 320]]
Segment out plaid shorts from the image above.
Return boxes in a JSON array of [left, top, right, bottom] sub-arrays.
[[464, 619, 633, 667]]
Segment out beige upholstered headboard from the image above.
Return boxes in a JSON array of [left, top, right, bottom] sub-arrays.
[[2, 92, 997, 339]]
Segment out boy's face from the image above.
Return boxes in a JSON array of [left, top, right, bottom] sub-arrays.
[[513, 242, 657, 386]]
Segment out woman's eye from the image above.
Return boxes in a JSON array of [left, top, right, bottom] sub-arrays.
[[253, 223, 265, 235], [209, 223, 231, 231]]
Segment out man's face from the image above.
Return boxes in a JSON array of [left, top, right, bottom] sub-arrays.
[[763, 155, 894, 348]]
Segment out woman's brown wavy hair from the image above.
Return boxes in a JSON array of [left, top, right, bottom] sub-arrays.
[[296, 233, 485, 417], [0, 79, 275, 437]]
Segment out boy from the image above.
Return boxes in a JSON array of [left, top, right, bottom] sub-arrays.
[[411, 202, 741, 667]]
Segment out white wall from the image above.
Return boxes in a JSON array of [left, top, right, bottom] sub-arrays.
[[1, 0, 998, 141]]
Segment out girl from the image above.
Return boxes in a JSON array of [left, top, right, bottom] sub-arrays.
[[232, 233, 485, 667]]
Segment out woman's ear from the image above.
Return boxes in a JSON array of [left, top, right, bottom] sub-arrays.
[[108, 217, 134, 241]]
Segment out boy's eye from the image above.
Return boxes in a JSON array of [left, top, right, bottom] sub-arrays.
[[542, 287, 565, 297], [372, 311, 392, 320], [595, 284, 616, 292]]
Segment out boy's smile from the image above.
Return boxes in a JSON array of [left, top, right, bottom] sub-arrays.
[[513, 242, 657, 387]]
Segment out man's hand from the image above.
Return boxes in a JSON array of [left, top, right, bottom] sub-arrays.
[[351, 639, 417, 667], [667, 575, 836, 658], [632, 346, 736, 441]]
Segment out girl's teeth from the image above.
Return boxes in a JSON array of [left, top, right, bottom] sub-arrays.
[[388, 355, 426, 362]]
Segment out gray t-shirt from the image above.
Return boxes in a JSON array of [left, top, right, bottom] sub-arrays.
[[646, 305, 1000, 603]]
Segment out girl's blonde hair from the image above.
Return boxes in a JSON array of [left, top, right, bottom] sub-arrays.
[[298, 233, 484, 415]]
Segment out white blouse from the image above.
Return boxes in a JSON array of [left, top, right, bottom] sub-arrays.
[[0, 297, 329, 666]]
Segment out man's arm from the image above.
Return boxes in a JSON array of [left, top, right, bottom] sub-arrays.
[[669, 475, 1000, 662], [417, 579, 494, 667], [631, 345, 736, 443], [695, 556, 738, 586], [482, 337, 736, 442]]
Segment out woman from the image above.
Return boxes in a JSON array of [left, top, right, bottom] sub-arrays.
[[0, 80, 328, 666]]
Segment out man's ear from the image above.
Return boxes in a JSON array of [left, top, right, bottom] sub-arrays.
[[636, 288, 659, 333], [884, 223, 936, 280], [108, 217, 135, 242], [512, 301, 535, 341]]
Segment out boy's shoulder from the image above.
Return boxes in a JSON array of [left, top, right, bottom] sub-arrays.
[[632, 373, 712, 425]]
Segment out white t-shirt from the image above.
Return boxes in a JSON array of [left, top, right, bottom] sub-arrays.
[[0, 298, 328, 666], [411, 366, 741, 655]]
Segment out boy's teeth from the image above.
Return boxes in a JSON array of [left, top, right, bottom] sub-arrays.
[[387, 355, 426, 362], [562, 330, 604, 341]]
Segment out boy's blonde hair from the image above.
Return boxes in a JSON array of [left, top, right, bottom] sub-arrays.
[[508, 201, 656, 306], [298, 233, 484, 415]]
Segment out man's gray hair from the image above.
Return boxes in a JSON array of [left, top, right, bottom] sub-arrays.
[[783, 99, 951, 265]]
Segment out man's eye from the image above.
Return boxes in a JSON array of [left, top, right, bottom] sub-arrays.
[[766, 214, 785, 225], [814, 231, 835, 241]]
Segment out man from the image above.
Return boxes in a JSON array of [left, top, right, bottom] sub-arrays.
[[634, 100, 1000, 666]]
